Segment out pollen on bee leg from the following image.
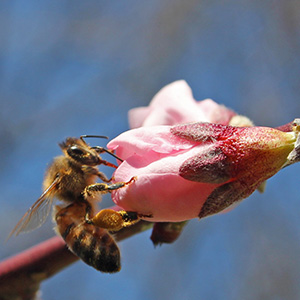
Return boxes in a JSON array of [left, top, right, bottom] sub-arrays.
[[91, 209, 140, 231]]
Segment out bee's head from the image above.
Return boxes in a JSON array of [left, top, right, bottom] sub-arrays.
[[59, 137, 101, 166]]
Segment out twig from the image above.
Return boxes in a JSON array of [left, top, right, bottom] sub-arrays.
[[0, 221, 153, 300]]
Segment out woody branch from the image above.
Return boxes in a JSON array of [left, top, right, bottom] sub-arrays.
[[0, 220, 153, 300]]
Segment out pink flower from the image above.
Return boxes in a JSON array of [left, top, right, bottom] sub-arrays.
[[108, 122, 299, 222], [128, 80, 236, 127], [107, 81, 300, 222]]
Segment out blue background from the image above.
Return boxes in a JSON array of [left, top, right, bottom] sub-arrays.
[[1, 1, 300, 299]]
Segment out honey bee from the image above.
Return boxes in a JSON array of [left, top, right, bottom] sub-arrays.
[[9, 135, 138, 273]]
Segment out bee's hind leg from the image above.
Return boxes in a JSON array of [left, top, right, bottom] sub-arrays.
[[88, 209, 140, 231], [83, 177, 138, 231]]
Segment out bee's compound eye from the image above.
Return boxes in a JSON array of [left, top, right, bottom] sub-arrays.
[[69, 146, 85, 156], [67, 145, 100, 165]]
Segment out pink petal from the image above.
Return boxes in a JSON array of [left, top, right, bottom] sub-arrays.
[[107, 125, 196, 160], [128, 80, 236, 128], [110, 143, 223, 222], [197, 99, 236, 125], [108, 124, 229, 221]]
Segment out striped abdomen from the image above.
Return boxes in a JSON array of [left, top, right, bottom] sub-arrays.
[[55, 201, 121, 273]]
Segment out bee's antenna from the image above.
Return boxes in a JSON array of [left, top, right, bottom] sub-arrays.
[[80, 135, 109, 143], [80, 135, 123, 163], [92, 146, 123, 163]]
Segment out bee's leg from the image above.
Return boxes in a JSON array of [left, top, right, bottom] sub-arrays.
[[89, 209, 152, 231], [88, 209, 140, 231], [83, 177, 136, 199], [96, 171, 111, 183], [98, 159, 119, 169], [83, 199, 94, 220], [84, 166, 113, 183]]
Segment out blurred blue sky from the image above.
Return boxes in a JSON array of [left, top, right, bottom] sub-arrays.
[[1, 1, 300, 299]]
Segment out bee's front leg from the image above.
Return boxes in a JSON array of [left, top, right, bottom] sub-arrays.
[[96, 171, 111, 183], [83, 176, 136, 199]]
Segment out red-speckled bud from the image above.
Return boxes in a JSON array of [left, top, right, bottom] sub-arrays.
[[108, 120, 299, 222]]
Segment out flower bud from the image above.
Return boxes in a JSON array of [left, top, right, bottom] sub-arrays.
[[108, 120, 299, 222]]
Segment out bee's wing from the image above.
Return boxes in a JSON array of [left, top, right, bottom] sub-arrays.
[[8, 176, 60, 239]]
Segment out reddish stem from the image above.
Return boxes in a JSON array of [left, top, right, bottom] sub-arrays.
[[0, 221, 152, 300], [0, 237, 77, 300]]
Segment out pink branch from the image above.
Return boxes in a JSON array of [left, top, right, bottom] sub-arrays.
[[0, 221, 153, 300], [0, 237, 77, 299]]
